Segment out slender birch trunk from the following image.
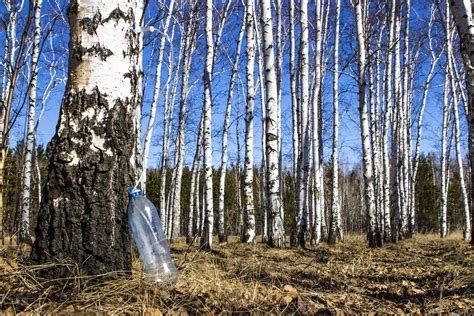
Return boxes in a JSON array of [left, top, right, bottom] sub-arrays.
[[448, 0, 474, 245], [188, 116, 204, 243], [255, 16, 268, 242], [354, 0, 382, 248], [242, 0, 256, 244], [1, 0, 30, 245], [260, 0, 284, 248], [311, 0, 323, 245], [217, 10, 245, 244], [293, 0, 310, 247], [328, 0, 341, 245], [19, 0, 42, 244], [447, 17, 471, 241], [200, 0, 215, 250], [440, 69, 451, 239], [382, 0, 395, 243]]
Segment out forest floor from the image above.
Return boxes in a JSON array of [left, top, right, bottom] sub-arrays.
[[0, 233, 473, 314]]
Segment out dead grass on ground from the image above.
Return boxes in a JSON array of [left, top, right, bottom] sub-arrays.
[[0, 233, 473, 314]]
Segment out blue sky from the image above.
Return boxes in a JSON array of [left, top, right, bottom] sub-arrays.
[[2, 0, 468, 173]]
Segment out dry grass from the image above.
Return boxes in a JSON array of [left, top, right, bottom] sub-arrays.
[[1, 233, 473, 314]]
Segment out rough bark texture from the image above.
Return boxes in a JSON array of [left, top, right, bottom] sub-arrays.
[[30, 0, 143, 276]]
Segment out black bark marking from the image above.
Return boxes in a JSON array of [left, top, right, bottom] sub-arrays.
[[80, 10, 102, 35], [73, 42, 113, 61]]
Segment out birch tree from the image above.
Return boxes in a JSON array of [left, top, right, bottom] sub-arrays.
[[31, 0, 144, 275], [19, 0, 42, 244], [381, 0, 395, 243], [446, 11, 471, 241], [440, 66, 451, 239], [254, 13, 268, 242], [294, 0, 310, 247], [312, 0, 323, 245], [0, 0, 32, 245], [328, 0, 342, 245], [449, 0, 474, 244], [167, 2, 199, 241], [200, 0, 215, 250], [242, 0, 256, 244], [260, 0, 284, 248], [354, 0, 382, 248]]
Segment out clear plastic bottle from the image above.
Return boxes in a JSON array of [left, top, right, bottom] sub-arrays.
[[128, 187, 178, 285]]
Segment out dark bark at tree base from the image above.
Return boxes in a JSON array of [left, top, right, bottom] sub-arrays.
[[30, 88, 136, 276]]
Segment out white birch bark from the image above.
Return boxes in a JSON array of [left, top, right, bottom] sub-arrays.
[[254, 16, 268, 242], [260, 0, 284, 248], [294, 0, 310, 247], [382, 0, 395, 242], [354, 0, 381, 247], [448, 0, 474, 244], [188, 116, 204, 243], [311, 0, 323, 245], [242, 0, 256, 244], [328, 0, 341, 245], [440, 69, 450, 239], [19, 0, 42, 244], [200, 0, 215, 250]]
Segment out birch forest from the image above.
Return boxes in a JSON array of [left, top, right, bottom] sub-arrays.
[[0, 0, 473, 313]]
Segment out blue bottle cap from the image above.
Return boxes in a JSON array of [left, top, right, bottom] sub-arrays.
[[129, 187, 142, 198]]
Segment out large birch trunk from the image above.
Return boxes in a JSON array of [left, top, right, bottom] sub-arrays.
[[31, 0, 144, 275]]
